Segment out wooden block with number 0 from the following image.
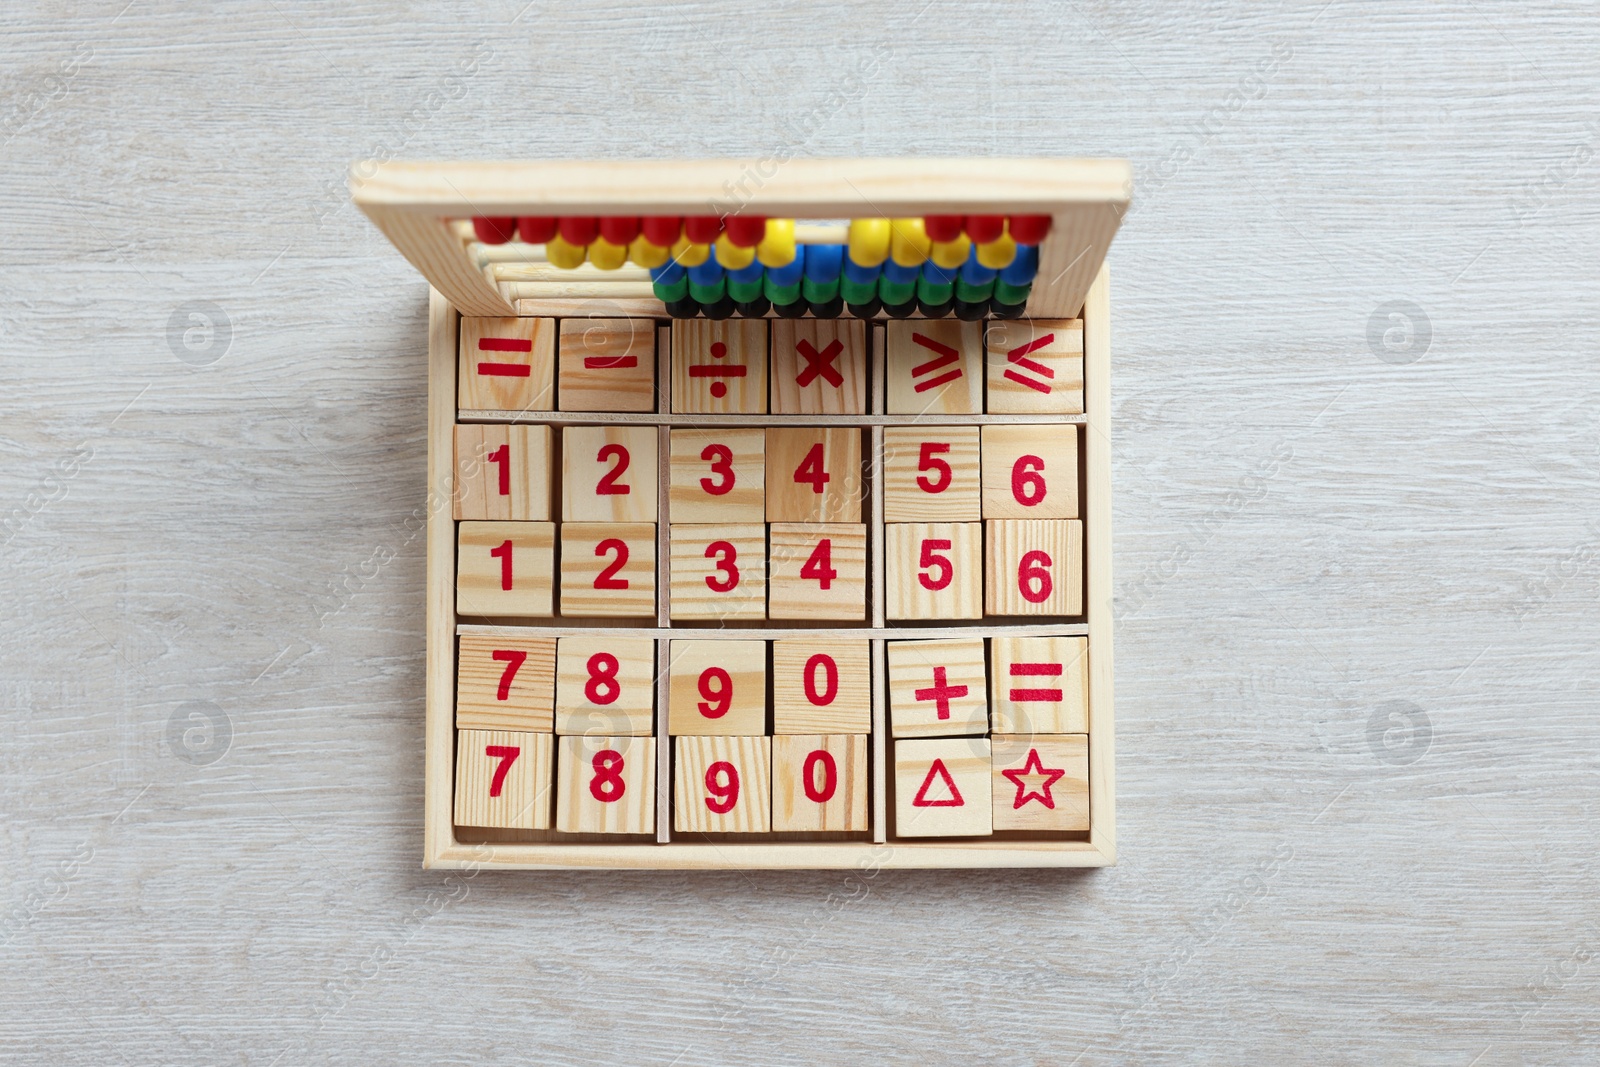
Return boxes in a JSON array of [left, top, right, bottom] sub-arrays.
[[456, 633, 556, 731], [669, 523, 766, 621], [459, 317, 555, 412], [557, 318, 655, 412], [556, 734, 655, 835], [559, 522, 656, 618], [991, 734, 1089, 832], [454, 730, 553, 829], [981, 424, 1078, 519], [668, 427, 764, 522], [770, 319, 867, 414], [562, 425, 658, 523], [893, 737, 992, 838], [674, 735, 772, 834], [989, 635, 1088, 735], [768, 523, 867, 621], [555, 635, 655, 736], [765, 427, 862, 523], [667, 639, 767, 735], [885, 320, 983, 415], [983, 318, 1084, 414], [885, 522, 982, 620], [881, 426, 980, 522], [985, 519, 1083, 617], [453, 424, 553, 521], [888, 637, 989, 738], [771, 638, 871, 734], [771, 734, 868, 832], [671, 319, 768, 414], [456, 521, 554, 617]]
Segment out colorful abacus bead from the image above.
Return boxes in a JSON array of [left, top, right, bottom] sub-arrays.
[[683, 216, 723, 243], [999, 243, 1038, 286], [517, 216, 558, 244], [929, 233, 971, 270], [879, 272, 916, 318], [766, 243, 805, 288], [889, 218, 931, 266], [714, 233, 757, 270], [629, 234, 671, 269], [803, 243, 844, 318], [755, 218, 796, 268], [642, 216, 683, 245], [588, 237, 628, 270], [975, 227, 1018, 271], [670, 236, 711, 267], [991, 278, 1032, 318], [923, 215, 963, 243], [472, 216, 517, 244], [917, 260, 957, 318], [963, 215, 1005, 243], [599, 216, 641, 246], [558, 216, 599, 246], [724, 214, 767, 247], [847, 218, 891, 268], [545, 233, 587, 269], [765, 245, 806, 317], [1007, 214, 1052, 245], [726, 260, 766, 305], [651, 261, 689, 303]]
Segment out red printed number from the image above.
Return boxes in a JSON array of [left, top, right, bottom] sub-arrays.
[[697, 666, 732, 718], [485, 744, 519, 798], [1018, 550, 1054, 604], [704, 540, 740, 592], [584, 652, 620, 705], [489, 539, 513, 591], [803, 653, 838, 706], [492, 649, 526, 701], [705, 761, 740, 814], [802, 749, 837, 804], [794, 442, 830, 494], [916, 442, 952, 493], [800, 538, 836, 590], [487, 443, 511, 497], [918, 538, 953, 591], [1011, 455, 1047, 507], [700, 443, 735, 496], [594, 538, 630, 589], [589, 750, 626, 802], [595, 444, 631, 495]]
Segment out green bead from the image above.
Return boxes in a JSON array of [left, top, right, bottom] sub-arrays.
[[764, 276, 802, 305], [992, 279, 1032, 306], [688, 276, 727, 303], [727, 276, 765, 303], [802, 275, 841, 303], [916, 275, 954, 305], [955, 275, 995, 303], [840, 275, 878, 305], [878, 275, 915, 307], [653, 275, 689, 303]]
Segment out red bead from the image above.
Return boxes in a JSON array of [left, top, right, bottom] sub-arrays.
[[557, 216, 599, 245], [924, 215, 963, 242], [472, 216, 516, 244], [516, 216, 558, 244], [1008, 215, 1052, 245], [599, 216, 641, 244], [683, 216, 723, 243], [723, 215, 767, 247], [642, 216, 683, 245], [963, 215, 1005, 243]]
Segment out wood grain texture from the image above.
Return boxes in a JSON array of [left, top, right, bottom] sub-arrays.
[[4, 3, 1597, 1063]]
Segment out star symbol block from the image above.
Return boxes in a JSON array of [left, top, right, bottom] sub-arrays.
[[991, 735, 1089, 832]]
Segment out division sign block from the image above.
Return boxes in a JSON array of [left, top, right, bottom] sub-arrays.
[[669, 523, 767, 621], [983, 318, 1085, 414], [881, 426, 981, 522], [459, 317, 556, 412], [765, 427, 863, 523], [885, 522, 982, 621], [767, 523, 867, 622], [671, 319, 768, 414], [555, 635, 655, 736], [453, 424, 553, 521], [558, 318, 656, 412], [771, 734, 869, 833], [991, 734, 1089, 832], [887, 637, 989, 738], [893, 737, 992, 838], [674, 735, 772, 834], [668, 427, 765, 522], [985, 519, 1084, 617], [456, 521, 555, 617], [770, 320, 867, 414], [771, 638, 872, 734], [456, 632, 556, 732], [989, 635, 1088, 735], [666, 639, 767, 736], [980, 424, 1079, 520], [454, 730, 553, 830], [561, 425, 659, 523], [555, 734, 655, 835], [559, 522, 657, 618], [885, 320, 982, 415]]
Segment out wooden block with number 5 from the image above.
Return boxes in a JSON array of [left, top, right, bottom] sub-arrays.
[[459, 317, 556, 412], [991, 734, 1089, 832], [669, 523, 766, 621], [668, 427, 764, 522], [454, 730, 553, 829], [983, 318, 1084, 414], [453, 424, 553, 521], [768, 523, 867, 621], [456, 633, 556, 732], [985, 519, 1083, 617], [893, 737, 992, 838], [771, 734, 868, 832], [989, 635, 1088, 735], [765, 427, 862, 523], [556, 734, 655, 835], [674, 735, 772, 834], [771, 639, 871, 734], [555, 635, 655, 736], [557, 318, 656, 412], [885, 522, 982, 620], [456, 521, 554, 617], [667, 639, 767, 736], [562, 425, 658, 523], [980, 424, 1078, 519], [881, 426, 980, 522]]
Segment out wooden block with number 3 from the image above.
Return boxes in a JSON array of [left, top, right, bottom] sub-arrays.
[[674, 735, 772, 834], [768, 523, 867, 621], [454, 730, 553, 829], [558, 318, 656, 412], [456, 633, 556, 731], [457, 521, 554, 617], [559, 522, 656, 618], [669, 523, 766, 621], [562, 425, 658, 523], [885, 522, 982, 620], [453, 424, 553, 521], [881, 426, 980, 522], [771, 734, 868, 832], [985, 519, 1083, 617], [771, 639, 871, 734], [668, 428, 765, 522], [991, 734, 1089, 832], [983, 318, 1084, 414], [770, 320, 867, 414], [980, 424, 1078, 519], [667, 639, 767, 735], [555, 635, 655, 736], [888, 637, 988, 738], [556, 734, 655, 835], [765, 427, 862, 523], [893, 737, 992, 838], [459, 317, 556, 412]]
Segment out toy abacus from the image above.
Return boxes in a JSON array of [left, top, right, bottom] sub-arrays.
[[352, 159, 1128, 869]]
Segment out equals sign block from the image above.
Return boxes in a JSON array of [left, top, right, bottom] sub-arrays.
[[1007, 661, 1063, 702], [477, 335, 534, 377], [1001, 333, 1056, 394], [689, 341, 747, 399]]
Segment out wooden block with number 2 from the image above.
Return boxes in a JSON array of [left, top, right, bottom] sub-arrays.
[[559, 522, 656, 618], [563, 425, 657, 523]]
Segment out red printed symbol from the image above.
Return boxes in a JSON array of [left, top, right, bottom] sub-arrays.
[[1008, 661, 1063, 703], [913, 666, 968, 721], [689, 341, 746, 399], [1002, 332, 1057, 394], [1001, 747, 1066, 810], [584, 355, 637, 369], [912, 758, 964, 807], [794, 339, 844, 388], [908, 333, 964, 393], [477, 335, 534, 377]]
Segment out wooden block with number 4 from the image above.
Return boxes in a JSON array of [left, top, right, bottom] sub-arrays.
[[667, 639, 767, 735], [453, 424, 553, 521], [768, 523, 867, 621], [983, 318, 1084, 414], [675, 735, 772, 834], [555, 635, 655, 736], [456, 633, 555, 732], [457, 521, 554, 617], [559, 522, 656, 618], [558, 318, 655, 412], [771, 734, 868, 832], [669, 427, 765, 522], [989, 635, 1088, 735], [882, 426, 980, 522], [669, 523, 766, 621], [459, 317, 555, 412], [562, 425, 657, 523], [991, 734, 1089, 832], [985, 519, 1083, 617], [893, 737, 992, 838], [766, 427, 861, 523], [885, 522, 982, 620], [981, 424, 1078, 519], [771, 639, 871, 734], [887, 637, 988, 738], [770, 319, 867, 414], [556, 734, 655, 835], [454, 730, 553, 829]]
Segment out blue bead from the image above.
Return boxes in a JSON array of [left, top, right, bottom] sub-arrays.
[[650, 261, 686, 285], [881, 259, 920, 286], [804, 243, 844, 283], [1000, 244, 1038, 286], [728, 259, 766, 285], [688, 257, 725, 286], [766, 243, 805, 287], [959, 245, 997, 285], [922, 260, 960, 286], [844, 257, 882, 285]]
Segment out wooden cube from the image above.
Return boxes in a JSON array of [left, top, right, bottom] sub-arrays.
[[555, 635, 655, 736], [668, 523, 766, 621], [671, 319, 768, 414], [453, 424, 553, 521], [561, 425, 658, 523], [885, 522, 982, 621], [765, 427, 862, 523], [771, 734, 869, 833], [985, 519, 1084, 616], [770, 320, 867, 414], [989, 636, 1089, 735], [455, 633, 556, 732], [555, 734, 655, 835], [667, 639, 767, 736], [668, 427, 765, 522], [887, 638, 988, 738], [456, 521, 554, 617], [559, 522, 656, 618], [771, 639, 871, 734], [983, 318, 1085, 414], [458, 317, 555, 412], [885, 320, 982, 415], [767, 523, 867, 621], [454, 730, 553, 829], [881, 426, 981, 522], [674, 735, 772, 834], [980, 423, 1079, 519], [557, 318, 656, 412], [893, 737, 992, 838], [991, 734, 1089, 832]]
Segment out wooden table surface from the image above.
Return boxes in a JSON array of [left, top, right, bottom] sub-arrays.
[[3, 3, 1596, 1062]]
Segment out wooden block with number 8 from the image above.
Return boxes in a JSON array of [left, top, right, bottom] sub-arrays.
[[668, 427, 764, 522], [771, 639, 871, 734], [768, 523, 867, 621], [985, 519, 1083, 617], [674, 735, 772, 834], [454, 730, 553, 829], [562, 425, 658, 523], [458, 317, 556, 413], [456, 633, 556, 731], [885, 522, 982, 620], [667, 639, 767, 736], [557, 318, 655, 412], [893, 737, 992, 838], [453, 424, 553, 521], [981, 424, 1078, 519], [989, 635, 1088, 735], [983, 318, 1084, 414], [887, 637, 988, 738], [555, 635, 655, 736], [991, 734, 1089, 832], [669, 523, 766, 621], [881, 426, 980, 522], [771, 734, 868, 832], [556, 734, 655, 835], [765, 427, 862, 523], [770, 320, 867, 414], [559, 522, 656, 618], [456, 521, 554, 617]]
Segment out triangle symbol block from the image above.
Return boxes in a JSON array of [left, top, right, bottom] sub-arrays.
[[912, 758, 964, 807]]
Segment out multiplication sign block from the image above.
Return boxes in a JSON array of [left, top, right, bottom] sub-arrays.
[[989, 635, 1088, 735], [766, 427, 862, 523], [562, 425, 658, 523], [985, 519, 1083, 617], [768, 524, 867, 622], [771, 734, 868, 832], [456, 633, 556, 732], [459, 317, 556, 412], [454, 730, 553, 830], [885, 522, 982, 621], [991, 734, 1089, 832], [668, 523, 767, 621], [558, 318, 656, 412], [983, 318, 1085, 414], [556, 734, 655, 835], [893, 737, 993, 838], [674, 735, 772, 834], [667, 639, 767, 736], [453, 424, 553, 521], [555, 635, 655, 736], [881, 426, 980, 522], [885, 320, 982, 415], [456, 521, 555, 617], [770, 320, 867, 414], [771, 639, 871, 734], [980, 424, 1079, 520], [671, 319, 768, 414], [887, 637, 988, 738], [668, 428, 765, 522]]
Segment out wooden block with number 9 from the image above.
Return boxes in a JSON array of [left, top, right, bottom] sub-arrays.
[[456, 633, 556, 732], [667, 639, 766, 735], [668, 427, 765, 522], [768, 523, 866, 621], [980, 423, 1078, 519], [985, 519, 1083, 616], [556, 734, 655, 835], [559, 522, 656, 618], [457, 521, 555, 617], [771, 734, 868, 832], [669, 523, 766, 621], [674, 735, 772, 833], [454, 730, 553, 830], [555, 635, 655, 736]]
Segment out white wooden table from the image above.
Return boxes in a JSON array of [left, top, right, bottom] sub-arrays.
[[2, 3, 1595, 1062]]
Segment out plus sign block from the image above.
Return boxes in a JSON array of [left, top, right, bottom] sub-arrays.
[[671, 320, 768, 414], [554, 635, 655, 736], [673, 735, 772, 834], [989, 635, 1088, 735], [893, 737, 992, 838], [887, 638, 988, 738], [457, 521, 555, 617], [885, 320, 983, 415], [558, 522, 656, 618], [991, 734, 1089, 832], [980, 424, 1079, 520], [558, 318, 656, 412], [667, 639, 767, 736], [454, 730, 554, 830], [555, 734, 655, 835], [771, 734, 869, 832], [881, 426, 981, 522], [668, 427, 765, 522], [458, 317, 556, 412], [562, 425, 658, 523], [455, 633, 556, 732], [453, 424, 553, 521], [766, 428, 862, 523], [770, 320, 867, 414], [983, 318, 1085, 414], [985, 519, 1083, 617], [885, 521, 983, 620]]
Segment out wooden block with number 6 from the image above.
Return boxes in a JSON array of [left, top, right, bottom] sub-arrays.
[[456, 521, 554, 617], [888, 637, 988, 738], [556, 734, 655, 835], [558, 318, 656, 412], [674, 735, 772, 834], [668, 427, 765, 522], [885, 522, 982, 620], [559, 522, 656, 618], [453, 424, 553, 521], [765, 427, 862, 523], [669, 523, 766, 621], [991, 734, 1089, 832], [562, 425, 658, 523], [771, 734, 868, 832], [989, 635, 1088, 735], [667, 639, 767, 736], [555, 635, 655, 736], [454, 730, 553, 829], [771, 639, 871, 734], [981, 424, 1078, 519], [985, 519, 1083, 617], [459, 317, 556, 412], [983, 318, 1084, 414], [893, 737, 992, 838], [456, 633, 556, 732], [881, 426, 980, 522], [768, 523, 867, 621]]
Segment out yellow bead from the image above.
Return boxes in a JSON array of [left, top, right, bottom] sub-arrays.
[[929, 234, 972, 270], [714, 233, 756, 270], [670, 237, 710, 267], [545, 234, 587, 269], [889, 217, 931, 266], [847, 217, 890, 267], [628, 235, 670, 268], [588, 237, 628, 271], [755, 217, 796, 267], [975, 229, 1018, 270]]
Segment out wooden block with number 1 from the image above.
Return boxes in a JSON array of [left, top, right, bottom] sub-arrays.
[[885, 522, 982, 620], [881, 426, 980, 522], [453, 424, 553, 521], [985, 519, 1083, 617], [559, 522, 656, 618], [771, 734, 868, 832], [556, 734, 655, 835], [893, 737, 992, 838], [768, 523, 867, 621], [454, 730, 553, 829], [456, 521, 554, 617], [669, 523, 766, 621], [667, 639, 767, 735], [668, 428, 765, 522], [459, 317, 555, 412], [558, 318, 655, 412], [674, 735, 772, 834], [562, 425, 657, 523]]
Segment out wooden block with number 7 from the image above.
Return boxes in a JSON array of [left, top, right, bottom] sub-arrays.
[[675, 735, 772, 833], [559, 522, 656, 618], [556, 734, 655, 835], [454, 730, 553, 829], [667, 639, 767, 736], [981, 424, 1078, 519], [985, 519, 1083, 617], [456, 521, 554, 617], [456, 633, 556, 732], [555, 635, 655, 736], [765, 427, 861, 523], [771, 734, 868, 832], [768, 523, 867, 621], [453, 424, 553, 521], [893, 737, 992, 838]]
